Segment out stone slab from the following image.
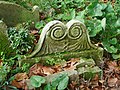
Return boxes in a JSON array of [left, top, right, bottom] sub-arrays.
[[0, 1, 39, 27]]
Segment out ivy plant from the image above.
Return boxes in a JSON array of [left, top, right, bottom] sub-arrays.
[[44, 73, 69, 90], [8, 23, 34, 55], [30, 75, 46, 88], [5, 0, 120, 59], [80, 1, 120, 59]]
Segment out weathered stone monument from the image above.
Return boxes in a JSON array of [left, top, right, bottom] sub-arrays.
[[0, 1, 103, 66], [0, 20, 15, 57], [0, 1, 103, 86], [20, 20, 103, 66], [20, 20, 103, 85], [0, 19, 103, 80], [0, 1, 39, 26]]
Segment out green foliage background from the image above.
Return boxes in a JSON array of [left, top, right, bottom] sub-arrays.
[[4, 0, 120, 59], [2, 0, 120, 59], [0, 0, 120, 89]]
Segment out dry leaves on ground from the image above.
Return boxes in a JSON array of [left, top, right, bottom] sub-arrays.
[[11, 58, 120, 90]]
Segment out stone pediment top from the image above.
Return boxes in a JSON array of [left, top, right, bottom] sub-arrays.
[[28, 20, 97, 58]]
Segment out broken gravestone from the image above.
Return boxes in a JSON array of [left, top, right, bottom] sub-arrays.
[[20, 20, 103, 66], [0, 1, 39, 27], [0, 20, 15, 58]]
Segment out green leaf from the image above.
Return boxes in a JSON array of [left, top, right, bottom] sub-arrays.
[[57, 75, 69, 90], [75, 10, 85, 23], [44, 83, 51, 90], [71, 9, 76, 19], [101, 18, 106, 30], [101, 3, 107, 10], [117, 29, 120, 34], [110, 38, 117, 45], [55, 14, 64, 20], [30, 75, 45, 87], [105, 46, 118, 53], [112, 54, 120, 59], [35, 22, 44, 30], [115, 18, 120, 28], [62, 13, 72, 20], [87, 2, 98, 10], [88, 19, 102, 37], [86, 3, 103, 17], [51, 74, 63, 87], [106, 3, 114, 12], [50, 73, 69, 90], [94, 4, 103, 16]]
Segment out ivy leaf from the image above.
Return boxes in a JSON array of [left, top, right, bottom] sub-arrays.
[[117, 29, 120, 34], [75, 10, 85, 23], [30, 75, 45, 87], [62, 13, 72, 20], [35, 22, 44, 30], [115, 18, 120, 28], [55, 14, 64, 20], [88, 19, 102, 37], [101, 3, 107, 10], [71, 9, 76, 19], [57, 75, 69, 90], [106, 3, 114, 13], [44, 83, 51, 90], [86, 3, 103, 17], [51, 74, 65, 87], [105, 46, 118, 53], [101, 18, 106, 30], [109, 38, 117, 45], [50, 73, 69, 90], [112, 54, 120, 59], [94, 4, 103, 16]]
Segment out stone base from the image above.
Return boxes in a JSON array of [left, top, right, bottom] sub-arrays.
[[19, 47, 103, 66]]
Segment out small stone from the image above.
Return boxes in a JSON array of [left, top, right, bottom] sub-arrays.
[[77, 66, 103, 80]]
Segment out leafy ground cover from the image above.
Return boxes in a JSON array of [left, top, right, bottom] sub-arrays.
[[1, 58, 120, 90], [0, 0, 120, 90]]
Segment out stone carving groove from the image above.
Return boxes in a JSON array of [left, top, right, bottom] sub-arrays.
[[67, 20, 83, 40], [49, 22, 67, 41], [67, 20, 95, 51], [28, 21, 67, 57], [28, 20, 96, 58]]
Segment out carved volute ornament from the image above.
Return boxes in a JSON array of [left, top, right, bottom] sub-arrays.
[[28, 20, 97, 58]]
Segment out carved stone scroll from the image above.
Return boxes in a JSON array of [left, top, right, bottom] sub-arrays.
[[66, 20, 96, 51], [28, 20, 68, 57], [28, 20, 97, 57], [20, 20, 103, 66]]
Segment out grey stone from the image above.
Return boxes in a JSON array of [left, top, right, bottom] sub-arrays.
[[76, 58, 95, 68], [20, 20, 103, 66], [0, 20, 15, 57], [0, 1, 39, 27], [77, 66, 103, 80]]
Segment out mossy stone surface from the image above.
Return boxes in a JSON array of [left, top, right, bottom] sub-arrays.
[[0, 21, 15, 58], [19, 20, 103, 67], [0, 1, 39, 27], [77, 66, 103, 80], [19, 48, 103, 66]]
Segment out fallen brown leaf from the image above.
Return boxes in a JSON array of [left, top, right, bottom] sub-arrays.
[[11, 73, 28, 89], [29, 64, 46, 77], [29, 64, 55, 77], [108, 77, 118, 87]]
